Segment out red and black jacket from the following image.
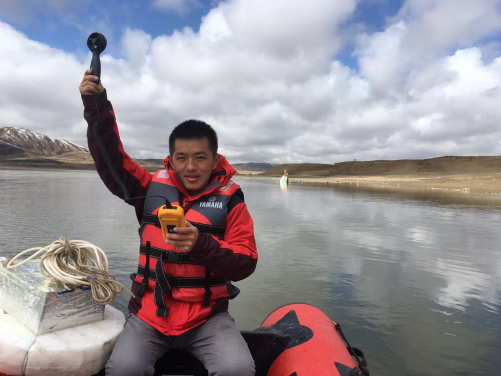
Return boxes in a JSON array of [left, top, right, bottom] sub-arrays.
[[82, 90, 258, 335]]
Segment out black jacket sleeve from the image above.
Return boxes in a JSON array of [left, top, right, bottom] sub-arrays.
[[82, 90, 153, 222]]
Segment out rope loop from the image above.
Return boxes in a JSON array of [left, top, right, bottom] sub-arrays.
[[6, 237, 134, 305]]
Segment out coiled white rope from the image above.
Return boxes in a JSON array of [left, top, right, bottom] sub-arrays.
[[6, 236, 134, 305]]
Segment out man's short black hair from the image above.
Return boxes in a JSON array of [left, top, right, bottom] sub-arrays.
[[169, 120, 218, 156]]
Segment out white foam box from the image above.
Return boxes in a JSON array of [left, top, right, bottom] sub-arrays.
[[0, 305, 126, 376], [0, 257, 104, 335]]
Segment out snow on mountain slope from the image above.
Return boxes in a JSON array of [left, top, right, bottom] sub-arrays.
[[0, 127, 88, 156]]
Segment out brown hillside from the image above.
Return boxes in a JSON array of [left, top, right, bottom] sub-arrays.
[[0, 139, 26, 156], [261, 156, 501, 177], [0, 151, 165, 172], [263, 163, 332, 176], [233, 162, 275, 172]]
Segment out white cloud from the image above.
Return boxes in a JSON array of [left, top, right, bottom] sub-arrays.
[[356, 0, 501, 92], [0, 22, 87, 143], [154, 0, 202, 14], [390, 0, 501, 51], [0, 0, 500, 163], [121, 28, 152, 70]]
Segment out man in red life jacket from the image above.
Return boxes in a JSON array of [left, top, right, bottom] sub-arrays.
[[80, 70, 257, 376]]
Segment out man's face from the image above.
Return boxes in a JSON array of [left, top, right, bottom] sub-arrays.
[[170, 138, 219, 195]]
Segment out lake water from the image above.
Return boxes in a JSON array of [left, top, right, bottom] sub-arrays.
[[1, 168, 501, 375]]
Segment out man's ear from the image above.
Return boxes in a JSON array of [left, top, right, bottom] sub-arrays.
[[212, 153, 220, 170]]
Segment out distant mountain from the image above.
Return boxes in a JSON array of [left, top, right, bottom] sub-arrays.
[[0, 127, 165, 172], [0, 127, 88, 156], [134, 158, 164, 169], [136, 158, 164, 165], [232, 162, 277, 172], [1, 129, 499, 178]]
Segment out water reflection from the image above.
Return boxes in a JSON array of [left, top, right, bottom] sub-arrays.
[[235, 177, 501, 375], [279, 177, 288, 195], [1, 171, 500, 375], [331, 183, 501, 210]]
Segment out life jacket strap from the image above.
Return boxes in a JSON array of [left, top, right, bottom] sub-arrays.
[[136, 266, 228, 288], [137, 241, 151, 297], [139, 244, 196, 264], [141, 214, 161, 227], [142, 263, 227, 316], [192, 223, 225, 239], [154, 249, 171, 316], [202, 268, 213, 306]]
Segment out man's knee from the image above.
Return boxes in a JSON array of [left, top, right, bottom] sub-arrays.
[[189, 313, 255, 376], [210, 352, 255, 376], [105, 315, 166, 376], [105, 351, 156, 376]]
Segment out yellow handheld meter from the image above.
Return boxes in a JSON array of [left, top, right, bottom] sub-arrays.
[[158, 204, 186, 240]]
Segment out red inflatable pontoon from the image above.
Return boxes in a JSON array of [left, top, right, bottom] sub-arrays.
[[259, 303, 368, 376]]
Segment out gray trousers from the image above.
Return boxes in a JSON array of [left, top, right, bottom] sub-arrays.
[[106, 313, 255, 376]]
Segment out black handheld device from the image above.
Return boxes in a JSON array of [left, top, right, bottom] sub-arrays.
[[87, 33, 107, 84]]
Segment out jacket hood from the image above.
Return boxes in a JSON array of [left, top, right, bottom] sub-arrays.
[[162, 153, 236, 198]]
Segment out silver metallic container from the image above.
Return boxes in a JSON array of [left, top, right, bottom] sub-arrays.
[[0, 257, 104, 335]]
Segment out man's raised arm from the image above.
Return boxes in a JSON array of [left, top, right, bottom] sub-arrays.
[[80, 69, 153, 222]]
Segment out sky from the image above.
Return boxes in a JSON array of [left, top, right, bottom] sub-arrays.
[[0, 0, 500, 164]]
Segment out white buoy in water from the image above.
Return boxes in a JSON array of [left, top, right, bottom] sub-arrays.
[[0, 305, 125, 376]]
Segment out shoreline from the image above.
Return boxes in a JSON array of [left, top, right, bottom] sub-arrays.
[[2, 163, 500, 199], [0, 162, 158, 173], [237, 172, 501, 198]]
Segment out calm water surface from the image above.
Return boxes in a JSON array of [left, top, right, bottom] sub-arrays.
[[1, 169, 501, 376]]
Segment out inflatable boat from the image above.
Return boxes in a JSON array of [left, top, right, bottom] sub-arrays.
[[1, 252, 368, 376], [129, 303, 369, 376], [0, 302, 368, 376]]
